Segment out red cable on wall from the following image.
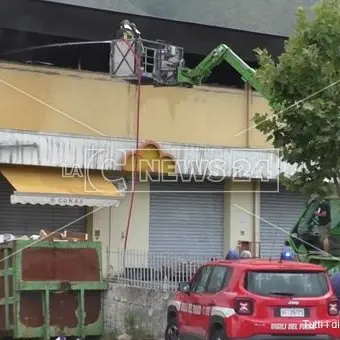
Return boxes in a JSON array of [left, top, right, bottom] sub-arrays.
[[119, 39, 142, 251]]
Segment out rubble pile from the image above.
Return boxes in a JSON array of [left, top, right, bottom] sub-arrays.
[[0, 229, 88, 243]]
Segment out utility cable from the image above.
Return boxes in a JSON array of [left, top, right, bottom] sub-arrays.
[[0, 40, 111, 57], [120, 39, 142, 251]]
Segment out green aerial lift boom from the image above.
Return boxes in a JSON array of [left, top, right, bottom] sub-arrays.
[[176, 43, 264, 93]]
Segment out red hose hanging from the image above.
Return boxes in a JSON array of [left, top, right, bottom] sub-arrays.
[[120, 39, 142, 251]]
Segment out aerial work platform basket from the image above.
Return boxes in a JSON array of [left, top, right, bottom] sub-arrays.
[[0, 239, 106, 339], [109, 38, 184, 85]]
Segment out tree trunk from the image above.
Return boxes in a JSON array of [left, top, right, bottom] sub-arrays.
[[333, 176, 340, 197]]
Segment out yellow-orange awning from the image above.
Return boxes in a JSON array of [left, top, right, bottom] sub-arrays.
[[0, 165, 122, 207]]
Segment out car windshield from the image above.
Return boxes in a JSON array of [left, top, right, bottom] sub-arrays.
[[244, 271, 329, 297]]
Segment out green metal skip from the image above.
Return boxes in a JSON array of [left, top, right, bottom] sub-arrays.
[[0, 240, 107, 339]]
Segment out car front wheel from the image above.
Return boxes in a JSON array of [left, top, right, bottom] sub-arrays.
[[212, 328, 226, 340], [164, 318, 180, 340]]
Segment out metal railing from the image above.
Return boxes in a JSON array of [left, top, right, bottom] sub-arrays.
[[106, 249, 220, 291], [106, 244, 261, 292]]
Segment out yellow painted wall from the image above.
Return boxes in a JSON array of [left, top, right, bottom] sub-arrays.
[[248, 92, 272, 149], [0, 62, 270, 148], [223, 180, 260, 254], [92, 182, 150, 277]]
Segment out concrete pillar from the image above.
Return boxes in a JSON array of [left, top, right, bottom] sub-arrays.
[[223, 179, 260, 256]]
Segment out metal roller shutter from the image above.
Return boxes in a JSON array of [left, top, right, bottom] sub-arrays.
[[149, 181, 224, 257], [260, 182, 307, 258], [0, 174, 86, 236]]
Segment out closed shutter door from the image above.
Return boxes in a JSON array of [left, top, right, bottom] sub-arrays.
[[149, 181, 224, 258], [260, 182, 307, 258], [0, 174, 86, 236]]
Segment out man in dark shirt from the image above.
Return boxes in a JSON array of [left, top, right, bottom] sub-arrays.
[[315, 201, 331, 253]]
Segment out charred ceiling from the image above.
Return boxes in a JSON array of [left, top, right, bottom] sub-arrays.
[[0, 0, 286, 87], [0, 0, 285, 60]]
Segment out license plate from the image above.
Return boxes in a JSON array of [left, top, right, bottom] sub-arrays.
[[280, 308, 305, 317]]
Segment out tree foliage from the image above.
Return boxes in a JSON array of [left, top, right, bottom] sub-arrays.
[[253, 0, 340, 197]]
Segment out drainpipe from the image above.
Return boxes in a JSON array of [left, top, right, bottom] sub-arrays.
[[245, 84, 251, 148], [245, 83, 257, 255], [252, 179, 258, 257], [107, 207, 112, 276]]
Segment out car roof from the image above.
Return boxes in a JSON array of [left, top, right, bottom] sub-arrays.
[[206, 259, 326, 272]]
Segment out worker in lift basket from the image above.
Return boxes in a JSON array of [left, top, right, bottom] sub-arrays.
[[116, 19, 141, 41], [116, 19, 134, 40]]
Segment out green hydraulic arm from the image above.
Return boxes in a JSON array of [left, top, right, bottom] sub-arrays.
[[177, 43, 265, 97]]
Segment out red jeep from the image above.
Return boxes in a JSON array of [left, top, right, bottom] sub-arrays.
[[165, 259, 340, 340]]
